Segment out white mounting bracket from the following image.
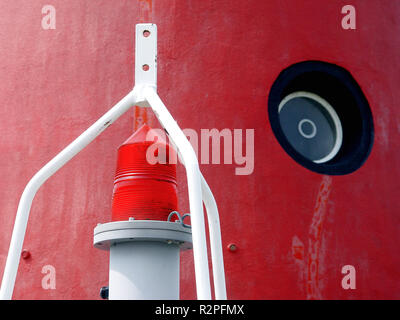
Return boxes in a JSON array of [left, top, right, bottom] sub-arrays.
[[0, 23, 226, 301], [135, 24, 157, 90]]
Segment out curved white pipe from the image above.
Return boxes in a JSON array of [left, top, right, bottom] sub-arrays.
[[201, 174, 227, 300], [0, 90, 138, 300], [144, 87, 212, 300]]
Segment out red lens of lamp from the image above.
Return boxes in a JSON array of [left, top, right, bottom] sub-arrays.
[[111, 125, 178, 221]]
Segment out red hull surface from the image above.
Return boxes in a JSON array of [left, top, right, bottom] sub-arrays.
[[0, 0, 399, 299]]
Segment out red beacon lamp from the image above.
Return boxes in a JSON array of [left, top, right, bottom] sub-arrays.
[[94, 125, 192, 300]]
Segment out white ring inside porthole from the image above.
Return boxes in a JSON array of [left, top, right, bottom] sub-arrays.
[[298, 119, 317, 139], [278, 91, 343, 164]]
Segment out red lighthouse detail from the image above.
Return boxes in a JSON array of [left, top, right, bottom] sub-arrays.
[[111, 124, 178, 222]]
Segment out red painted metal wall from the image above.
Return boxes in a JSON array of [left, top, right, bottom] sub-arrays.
[[0, 0, 399, 299]]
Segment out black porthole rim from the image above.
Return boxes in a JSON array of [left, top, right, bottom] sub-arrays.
[[268, 60, 374, 176]]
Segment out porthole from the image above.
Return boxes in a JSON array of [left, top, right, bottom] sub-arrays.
[[268, 61, 374, 175]]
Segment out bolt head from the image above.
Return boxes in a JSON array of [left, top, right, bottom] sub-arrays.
[[227, 243, 237, 252], [21, 249, 31, 259], [99, 286, 109, 300]]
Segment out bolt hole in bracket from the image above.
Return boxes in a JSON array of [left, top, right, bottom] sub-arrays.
[[0, 23, 226, 300]]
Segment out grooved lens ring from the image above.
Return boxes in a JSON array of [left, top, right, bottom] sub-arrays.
[[298, 119, 317, 139]]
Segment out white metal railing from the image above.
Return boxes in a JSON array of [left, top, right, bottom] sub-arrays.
[[0, 23, 226, 300]]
